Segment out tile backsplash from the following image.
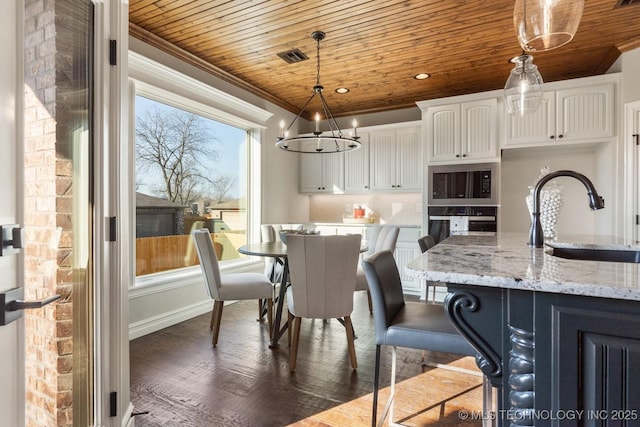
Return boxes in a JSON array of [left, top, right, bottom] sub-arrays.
[[309, 193, 422, 225]]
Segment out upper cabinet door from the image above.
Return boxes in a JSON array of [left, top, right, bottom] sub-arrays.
[[299, 141, 344, 193], [504, 92, 556, 146], [426, 104, 460, 162], [461, 98, 498, 160], [557, 83, 615, 140], [344, 132, 370, 193], [426, 99, 498, 163], [503, 81, 615, 148], [369, 130, 397, 191], [395, 126, 422, 191]]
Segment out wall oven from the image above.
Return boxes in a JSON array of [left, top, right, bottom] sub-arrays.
[[428, 206, 497, 244], [428, 162, 499, 206]]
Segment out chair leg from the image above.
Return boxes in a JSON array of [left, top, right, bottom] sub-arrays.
[[387, 346, 397, 425], [376, 346, 397, 426], [266, 298, 273, 337], [482, 375, 494, 427], [372, 345, 381, 427], [366, 290, 373, 313], [287, 310, 293, 345], [211, 300, 224, 347], [257, 299, 264, 322], [289, 316, 302, 371], [344, 316, 358, 369]]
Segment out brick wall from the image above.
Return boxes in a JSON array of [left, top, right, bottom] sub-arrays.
[[23, 0, 86, 425]]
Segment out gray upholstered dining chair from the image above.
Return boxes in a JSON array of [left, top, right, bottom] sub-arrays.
[[285, 233, 361, 371], [354, 225, 399, 312], [363, 250, 487, 427], [192, 229, 273, 346]]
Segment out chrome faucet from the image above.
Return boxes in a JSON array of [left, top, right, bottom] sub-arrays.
[[529, 170, 605, 247]]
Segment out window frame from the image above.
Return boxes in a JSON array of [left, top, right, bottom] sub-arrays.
[[128, 51, 271, 289]]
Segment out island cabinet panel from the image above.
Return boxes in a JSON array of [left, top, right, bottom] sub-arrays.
[[445, 287, 640, 427], [534, 293, 640, 426]]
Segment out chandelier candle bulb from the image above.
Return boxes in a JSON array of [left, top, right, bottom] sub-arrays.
[[315, 112, 320, 133], [279, 120, 285, 139], [352, 119, 358, 138]]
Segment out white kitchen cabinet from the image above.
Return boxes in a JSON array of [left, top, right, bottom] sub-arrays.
[[426, 98, 499, 164], [369, 125, 422, 192], [361, 226, 421, 295], [504, 82, 615, 148], [394, 227, 422, 295], [344, 132, 370, 193], [299, 148, 344, 193]]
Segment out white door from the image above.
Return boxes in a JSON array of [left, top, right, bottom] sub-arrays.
[[0, 1, 22, 424]]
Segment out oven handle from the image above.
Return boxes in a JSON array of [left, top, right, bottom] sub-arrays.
[[429, 215, 496, 222]]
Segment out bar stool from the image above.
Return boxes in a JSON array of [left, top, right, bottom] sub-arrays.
[[363, 250, 491, 427]]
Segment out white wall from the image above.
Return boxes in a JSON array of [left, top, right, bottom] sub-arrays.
[[500, 144, 611, 236], [622, 49, 640, 104]]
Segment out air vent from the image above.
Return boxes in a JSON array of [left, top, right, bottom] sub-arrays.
[[615, 0, 640, 8], [277, 48, 309, 64]]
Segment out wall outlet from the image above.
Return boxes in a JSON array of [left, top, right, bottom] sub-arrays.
[[416, 202, 422, 213]]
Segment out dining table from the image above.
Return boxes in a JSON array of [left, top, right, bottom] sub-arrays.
[[238, 239, 368, 348]]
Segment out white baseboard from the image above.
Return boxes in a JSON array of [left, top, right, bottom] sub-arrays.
[[128, 299, 213, 340]]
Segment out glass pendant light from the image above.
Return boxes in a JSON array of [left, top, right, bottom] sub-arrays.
[[514, 0, 584, 52], [504, 54, 544, 116]]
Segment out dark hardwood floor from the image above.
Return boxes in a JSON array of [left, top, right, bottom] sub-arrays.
[[129, 293, 483, 427]]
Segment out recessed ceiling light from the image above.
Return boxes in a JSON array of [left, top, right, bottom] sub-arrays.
[[414, 73, 431, 80], [335, 87, 350, 94]]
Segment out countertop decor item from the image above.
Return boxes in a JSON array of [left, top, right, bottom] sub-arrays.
[[275, 31, 361, 154]]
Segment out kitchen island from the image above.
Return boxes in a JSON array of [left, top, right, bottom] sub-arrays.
[[406, 233, 640, 427]]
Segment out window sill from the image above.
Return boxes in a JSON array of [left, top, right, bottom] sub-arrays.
[[129, 258, 263, 298]]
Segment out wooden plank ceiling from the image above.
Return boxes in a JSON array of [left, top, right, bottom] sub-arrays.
[[129, 0, 640, 119]]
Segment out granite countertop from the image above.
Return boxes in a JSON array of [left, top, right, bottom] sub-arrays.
[[405, 232, 640, 301]]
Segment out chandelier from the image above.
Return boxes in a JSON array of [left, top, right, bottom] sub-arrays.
[[276, 31, 361, 154]]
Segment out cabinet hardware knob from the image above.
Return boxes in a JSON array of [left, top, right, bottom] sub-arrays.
[[455, 154, 460, 157], [550, 135, 555, 139], [558, 134, 563, 139], [462, 154, 467, 157]]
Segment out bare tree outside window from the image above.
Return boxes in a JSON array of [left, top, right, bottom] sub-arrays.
[[134, 94, 248, 276], [135, 107, 218, 206]]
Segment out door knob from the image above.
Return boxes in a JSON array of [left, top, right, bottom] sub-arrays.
[[1, 287, 60, 326]]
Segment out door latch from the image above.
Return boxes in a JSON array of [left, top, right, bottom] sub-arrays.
[[1, 224, 24, 256], [1, 287, 60, 326]]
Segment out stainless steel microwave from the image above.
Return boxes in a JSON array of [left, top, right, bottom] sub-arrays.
[[427, 163, 499, 206]]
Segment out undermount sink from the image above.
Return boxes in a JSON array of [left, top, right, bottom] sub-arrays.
[[548, 246, 640, 263]]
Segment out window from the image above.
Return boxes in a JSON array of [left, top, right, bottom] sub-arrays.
[[129, 52, 271, 281], [134, 95, 248, 276]]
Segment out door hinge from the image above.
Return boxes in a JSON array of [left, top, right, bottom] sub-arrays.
[[109, 40, 117, 66], [108, 217, 117, 242], [636, 214, 639, 225], [110, 391, 117, 417], [634, 134, 639, 145]]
